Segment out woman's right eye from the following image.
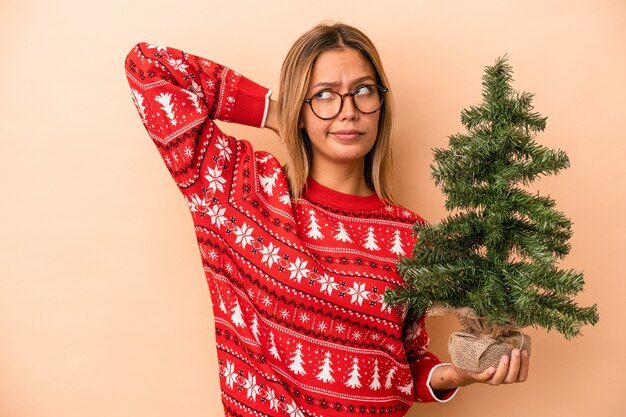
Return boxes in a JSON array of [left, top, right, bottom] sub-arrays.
[[314, 90, 335, 100]]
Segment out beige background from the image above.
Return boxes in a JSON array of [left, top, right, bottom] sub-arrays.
[[1, 0, 624, 416]]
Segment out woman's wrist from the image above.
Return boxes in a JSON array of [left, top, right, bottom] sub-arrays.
[[429, 364, 461, 392], [265, 99, 279, 134]]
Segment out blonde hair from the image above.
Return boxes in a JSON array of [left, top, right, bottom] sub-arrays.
[[277, 22, 396, 204]]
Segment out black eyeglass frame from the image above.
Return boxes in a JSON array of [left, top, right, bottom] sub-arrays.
[[303, 84, 389, 120]]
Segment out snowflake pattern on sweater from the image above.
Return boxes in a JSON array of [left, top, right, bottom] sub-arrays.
[[125, 42, 453, 417]]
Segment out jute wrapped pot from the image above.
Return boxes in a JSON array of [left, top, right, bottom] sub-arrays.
[[428, 305, 531, 373]]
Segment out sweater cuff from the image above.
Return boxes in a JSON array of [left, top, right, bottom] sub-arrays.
[[425, 363, 459, 403], [231, 76, 271, 128]]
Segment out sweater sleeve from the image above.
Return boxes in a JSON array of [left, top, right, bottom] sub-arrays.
[[124, 42, 271, 195], [403, 315, 458, 402]]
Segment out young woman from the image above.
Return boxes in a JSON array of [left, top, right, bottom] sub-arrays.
[[125, 22, 528, 417]]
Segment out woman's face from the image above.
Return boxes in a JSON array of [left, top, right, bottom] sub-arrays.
[[301, 48, 380, 172]]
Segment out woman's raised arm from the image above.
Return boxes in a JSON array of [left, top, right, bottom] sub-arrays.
[[124, 42, 271, 191]]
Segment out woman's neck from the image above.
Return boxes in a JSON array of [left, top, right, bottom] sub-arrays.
[[309, 160, 372, 197]]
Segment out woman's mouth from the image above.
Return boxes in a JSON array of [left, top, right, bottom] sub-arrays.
[[330, 130, 363, 140]]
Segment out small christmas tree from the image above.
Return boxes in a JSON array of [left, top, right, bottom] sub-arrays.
[[344, 357, 362, 388], [389, 230, 406, 256], [251, 315, 260, 343], [334, 222, 353, 243], [230, 299, 246, 328], [384, 366, 396, 389], [269, 332, 281, 360], [363, 227, 380, 251], [307, 210, 324, 240], [369, 359, 381, 390], [288, 343, 307, 375], [385, 56, 598, 371], [316, 351, 335, 383]]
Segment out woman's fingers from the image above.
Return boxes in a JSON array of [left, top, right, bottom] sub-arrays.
[[503, 349, 521, 383], [486, 349, 530, 385], [487, 354, 510, 385], [517, 350, 530, 382]]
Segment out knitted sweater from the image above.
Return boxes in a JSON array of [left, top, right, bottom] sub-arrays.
[[125, 42, 456, 417]]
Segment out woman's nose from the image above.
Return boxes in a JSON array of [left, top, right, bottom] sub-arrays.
[[337, 93, 359, 120]]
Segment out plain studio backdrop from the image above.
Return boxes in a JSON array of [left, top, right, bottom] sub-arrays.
[[1, 1, 624, 416]]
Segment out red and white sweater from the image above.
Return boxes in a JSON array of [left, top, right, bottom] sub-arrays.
[[125, 42, 456, 417]]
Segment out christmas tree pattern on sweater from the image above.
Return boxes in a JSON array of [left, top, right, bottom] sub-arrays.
[[125, 42, 453, 417]]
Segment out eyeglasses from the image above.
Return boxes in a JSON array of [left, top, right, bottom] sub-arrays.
[[304, 84, 388, 120]]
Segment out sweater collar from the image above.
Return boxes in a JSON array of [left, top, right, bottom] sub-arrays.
[[303, 177, 385, 212]]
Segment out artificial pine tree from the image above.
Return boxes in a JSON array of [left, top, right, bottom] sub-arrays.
[[385, 56, 599, 372]]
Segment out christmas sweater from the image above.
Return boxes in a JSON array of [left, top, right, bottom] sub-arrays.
[[125, 42, 456, 417]]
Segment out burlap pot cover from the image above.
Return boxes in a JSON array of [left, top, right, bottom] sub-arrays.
[[427, 305, 532, 373], [448, 330, 532, 373]]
